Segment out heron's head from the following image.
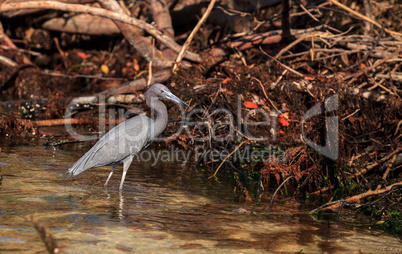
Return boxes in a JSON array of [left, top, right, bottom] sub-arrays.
[[146, 83, 189, 108]]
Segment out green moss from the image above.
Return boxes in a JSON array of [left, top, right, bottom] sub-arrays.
[[374, 212, 402, 236]]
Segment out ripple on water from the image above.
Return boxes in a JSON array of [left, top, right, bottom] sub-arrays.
[[0, 145, 401, 253], [0, 236, 25, 244]]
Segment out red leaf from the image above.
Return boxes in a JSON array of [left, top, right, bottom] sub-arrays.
[[222, 77, 231, 84], [243, 101, 258, 109], [304, 76, 315, 80], [319, 78, 331, 82], [278, 114, 290, 126], [76, 52, 90, 59]]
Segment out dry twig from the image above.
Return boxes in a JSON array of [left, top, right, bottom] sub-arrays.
[[351, 147, 402, 179], [209, 140, 249, 179], [172, 0, 217, 73], [318, 181, 402, 211], [328, 0, 402, 37]]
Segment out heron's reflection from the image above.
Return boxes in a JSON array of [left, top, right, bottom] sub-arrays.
[[118, 190, 124, 221], [104, 187, 125, 221]]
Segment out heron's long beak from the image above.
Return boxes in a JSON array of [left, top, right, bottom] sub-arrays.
[[163, 92, 190, 108]]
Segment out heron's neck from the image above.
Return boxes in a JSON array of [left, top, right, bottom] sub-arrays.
[[147, 97, 168, 139]]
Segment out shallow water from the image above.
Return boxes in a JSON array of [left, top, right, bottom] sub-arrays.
[[0, 144, 401, 253]]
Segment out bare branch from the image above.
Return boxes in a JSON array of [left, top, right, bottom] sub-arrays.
[[151, 0, 176, 61], [172, 0, 216, 73], [98, 0, 172, 67], [0, 1, 201, 62]]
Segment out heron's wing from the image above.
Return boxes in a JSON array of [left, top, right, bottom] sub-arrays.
[[68, 116, 151, 176]]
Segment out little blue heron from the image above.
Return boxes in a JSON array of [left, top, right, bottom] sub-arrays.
[[68, 83, 189, 189]]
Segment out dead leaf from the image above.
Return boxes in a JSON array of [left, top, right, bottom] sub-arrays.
[[76, 52, 90, 59], [243, 101, 258, 109], [222, 77, 231, 84], [278, 114, 290, 126], [101, 64, 109, 74], [133, 59, 140, 72]]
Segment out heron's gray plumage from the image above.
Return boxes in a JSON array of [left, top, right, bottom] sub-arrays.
[[68, 116, 151, 175], [68, 83, 188, 189]]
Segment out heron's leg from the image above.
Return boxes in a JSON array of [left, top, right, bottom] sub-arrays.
[[119, 155, 134, 190], [104, 164, 117, 187]]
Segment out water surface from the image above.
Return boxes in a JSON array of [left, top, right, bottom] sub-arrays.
[[0, 144, 401, 253]]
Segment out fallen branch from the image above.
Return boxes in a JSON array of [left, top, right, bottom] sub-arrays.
[[151, 0, 176, 61], [98, 0, 171, 67], [0, 1, 201, 62], [33, 118, 92, 127], [97, 69, 172, 97], [42, 13, 121, 35], [351, 147, 402, 179], [0, 55, 17, 67], [268, 79, 401, 107], [342, 49, 402, 85], [21, 117, 124, 127], [28, 215, 60, 254], [231, 32, 282, 51], [376, 73, 402, 82], [310, 181, 402, 212], [310, 147, 402, 195]]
